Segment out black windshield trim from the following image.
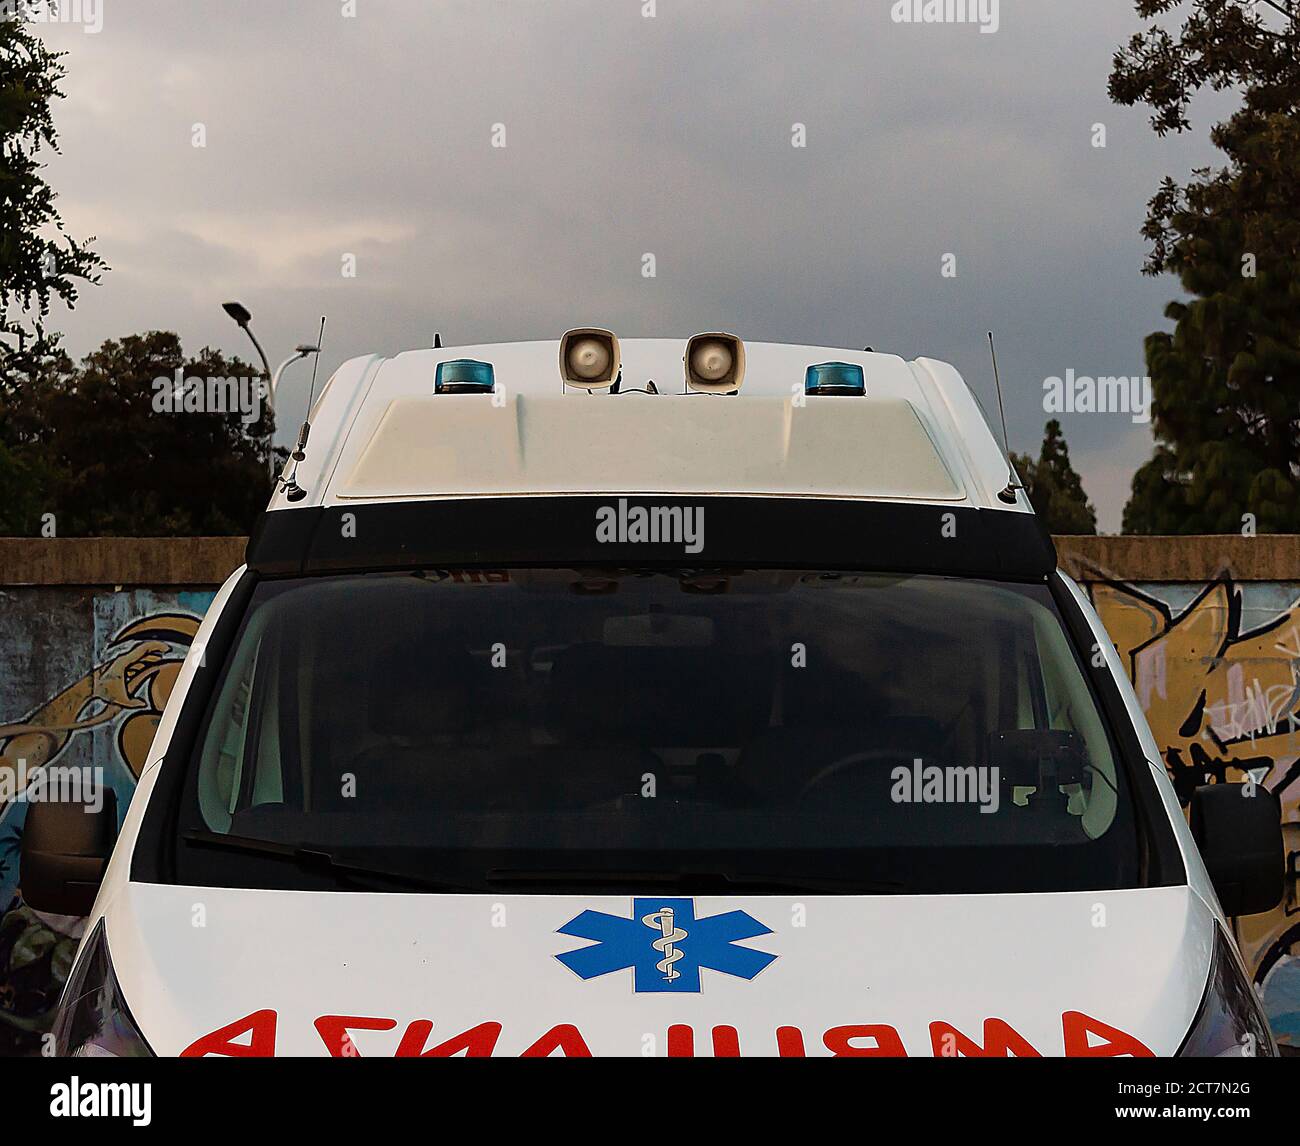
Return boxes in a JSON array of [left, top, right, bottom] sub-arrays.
[[246, 498, 1056, 580], [1048, 572, 1185, 888], [131, 568, 258, 886]]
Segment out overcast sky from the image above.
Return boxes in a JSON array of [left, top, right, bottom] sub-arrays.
[[36, 0, 1236, 531]]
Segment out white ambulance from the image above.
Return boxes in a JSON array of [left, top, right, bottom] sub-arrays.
[[25, 333, 1284, 1057]]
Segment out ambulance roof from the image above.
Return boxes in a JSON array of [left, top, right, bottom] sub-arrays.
[[267, 339, 1030, 516]]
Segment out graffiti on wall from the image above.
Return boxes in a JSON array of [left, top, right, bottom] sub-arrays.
[[1087, 574, 1300, 1049], [0, 592, 213, 1055]]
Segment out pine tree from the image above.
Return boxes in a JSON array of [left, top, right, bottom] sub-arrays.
[[1011, 420, 1099, 535], [1111, 0, 1300, 533]]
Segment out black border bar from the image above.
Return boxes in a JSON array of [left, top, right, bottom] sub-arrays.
[[246, 498, 1057, 580]]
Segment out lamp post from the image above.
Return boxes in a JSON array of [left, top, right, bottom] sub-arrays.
[[221, 302, 319, 481]]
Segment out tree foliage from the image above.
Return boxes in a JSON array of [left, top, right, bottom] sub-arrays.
[[0, 11, 106, 372], [0, 332, 277, 535], [1111, 0, 1300, 532], [1011, 420, 1099, 535]]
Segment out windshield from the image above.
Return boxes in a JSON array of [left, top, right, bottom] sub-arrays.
[[171, 568, 1163, 894]]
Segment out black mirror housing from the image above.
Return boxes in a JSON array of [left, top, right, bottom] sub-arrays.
[[987, 729, 1087, 787], [1190, 783, 1283, 917], [19, 790, 118, 917]]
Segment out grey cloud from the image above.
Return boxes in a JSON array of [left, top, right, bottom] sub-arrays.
[[38, 0, 1238, 529]]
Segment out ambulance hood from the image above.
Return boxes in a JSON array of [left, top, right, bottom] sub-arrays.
[[103, 882, 1214, 1057]]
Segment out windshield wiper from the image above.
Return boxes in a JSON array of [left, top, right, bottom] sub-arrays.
[[182, 835, 906, 895], [486, 869, 905, 894], [182, 830, 481, 893]]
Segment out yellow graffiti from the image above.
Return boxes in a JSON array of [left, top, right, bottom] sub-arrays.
[[1091, 580, 1300, 780], [0, 613, 199, 794], [1089, 576, 1300, 1046]]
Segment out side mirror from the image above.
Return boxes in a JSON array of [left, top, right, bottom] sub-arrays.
[[1189, 783, 1283, 917], [19, 791, 118, 917]]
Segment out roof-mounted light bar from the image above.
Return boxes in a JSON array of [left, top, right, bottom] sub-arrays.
[[805, 361, 866, 397], [685, 333, 745, 394], [435, 359, 496, 394], [560, 328, 621, 390]]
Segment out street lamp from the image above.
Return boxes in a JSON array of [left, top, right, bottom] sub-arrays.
[[221, 302, 320, 485], [221, 301, 270, 382], [222, 301, 320, 407]]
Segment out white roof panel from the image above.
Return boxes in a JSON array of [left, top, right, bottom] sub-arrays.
[[338, 393, 964, 502]]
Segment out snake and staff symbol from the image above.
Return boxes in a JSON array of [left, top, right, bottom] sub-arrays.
[[557, 897, 777, 992], [642, 906, 689, 983]]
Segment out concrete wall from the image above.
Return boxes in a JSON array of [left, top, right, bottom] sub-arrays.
[[1, 536, 1297, 1053], [0, 573, 220, 1054]]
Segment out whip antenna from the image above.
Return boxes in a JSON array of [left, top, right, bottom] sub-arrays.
[[304, 316, 326, 416], [283, 316, 327, 502], [988, 331, 1023, 504]]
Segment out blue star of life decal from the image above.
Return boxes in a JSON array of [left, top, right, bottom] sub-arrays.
[[555, 898, 777, 993]]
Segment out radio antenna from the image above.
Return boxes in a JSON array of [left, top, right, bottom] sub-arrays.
[[988, 331, 1023, 504], [282, 316, 326, 503], [304, 316, 326, 414]]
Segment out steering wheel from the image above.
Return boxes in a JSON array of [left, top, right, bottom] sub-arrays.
[[797, 748, 917, 805]]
